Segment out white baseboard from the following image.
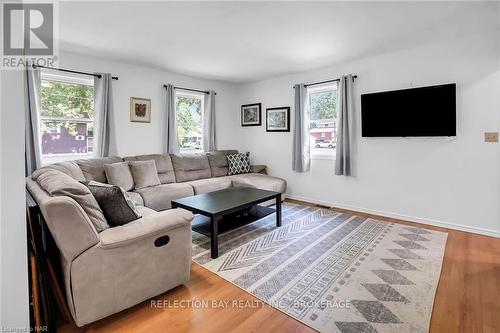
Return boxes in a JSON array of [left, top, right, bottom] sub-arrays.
[[285, 194, 500, 238]]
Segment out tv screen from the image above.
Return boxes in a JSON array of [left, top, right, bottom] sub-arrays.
[[361, 83, 456, 137]]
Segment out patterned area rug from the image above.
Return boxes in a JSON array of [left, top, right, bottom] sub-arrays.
[[191, 203, 448, 333]]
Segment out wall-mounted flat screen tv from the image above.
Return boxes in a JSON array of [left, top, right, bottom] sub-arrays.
[[361, 83, 456, 137]]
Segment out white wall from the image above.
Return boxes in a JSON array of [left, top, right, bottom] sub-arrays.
[[0, 69, 29, 327], [232, 33, 500, 236], [57, 51, 240, 157]]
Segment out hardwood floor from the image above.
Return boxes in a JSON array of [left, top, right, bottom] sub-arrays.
[[59, 200, 500, 333]]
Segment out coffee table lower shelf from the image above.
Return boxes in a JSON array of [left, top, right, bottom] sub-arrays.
[[191, 205, 275, 237]]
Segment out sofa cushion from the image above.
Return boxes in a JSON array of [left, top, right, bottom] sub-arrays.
[[227, 152, 251, 175], [135, 183, 194, 211], [229, 173, 287, 193], [126, 191, 144, 206], [33, 161, 86, 181], [33, 169, 109, 232], [75, 157, 123, 183], [104, 162, 134, 191], [124, 154, 175, 184], [170, 154, 211, 183], [186, 177, 232, 195], [206, 150, 238, 177], [81, 181, 141, 227], [129, 160, 161, 189]]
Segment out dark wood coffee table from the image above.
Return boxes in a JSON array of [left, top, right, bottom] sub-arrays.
[[171, 187, 282, 259]]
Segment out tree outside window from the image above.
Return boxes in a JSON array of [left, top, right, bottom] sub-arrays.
[[175, 93, 204, 153]]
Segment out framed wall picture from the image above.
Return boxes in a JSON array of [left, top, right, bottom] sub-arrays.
[[266, 107, 290, 132], [241, 103, 262, 126], [130, 97, 151, 123]]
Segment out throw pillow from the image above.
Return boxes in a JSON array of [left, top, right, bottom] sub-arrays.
[[81, 181, 142, 227], [104, 161, 134, 191], [33, 169, 109, 232], [227, 152, 251, 175], [129, 160, 161, 189]]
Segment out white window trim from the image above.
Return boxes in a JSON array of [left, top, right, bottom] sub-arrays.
[[175, 89, 204, 99], [40, 71, 95, 164], [41, 71, 94, 86], [307, 82, 337, 94], [307, 82, 338, 160], [311, 153, 336, 161]]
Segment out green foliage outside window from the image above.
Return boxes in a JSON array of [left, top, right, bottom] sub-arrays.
[[41, 80, 94, 136], [309, 90, 337, 129], [176, 95, 202, 148]]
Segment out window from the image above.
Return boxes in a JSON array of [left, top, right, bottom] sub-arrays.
[[308, 83, 338, 159], [175, 91, 204, 153], [40, 72, 94, 164]]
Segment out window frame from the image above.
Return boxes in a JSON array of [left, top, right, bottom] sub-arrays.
[[40, 71, 95, 165], [174, 90, 205, 153], [307, 82, 338, 161]]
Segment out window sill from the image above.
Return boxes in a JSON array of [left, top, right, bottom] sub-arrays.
[[41, 153, 93, 166], [311, 154, 335, 161]]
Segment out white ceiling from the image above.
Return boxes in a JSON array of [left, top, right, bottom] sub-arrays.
[[59, 1, 500, 83]]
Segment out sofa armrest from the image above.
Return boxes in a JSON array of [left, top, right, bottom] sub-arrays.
[[251, 164, 267, 174], [98, 208, 193, 249], [41, 196, 100, 261]]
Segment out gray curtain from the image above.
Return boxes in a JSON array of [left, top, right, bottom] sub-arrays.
[[292, 83, 310, 172], [164, 84, 179, 154], [335, 74, 354, 176], [203, 90, 216, 152], [94, 73, 113, 157], [25, 64, 42, 175]]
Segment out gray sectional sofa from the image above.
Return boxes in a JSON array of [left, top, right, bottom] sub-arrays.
[[26, 150, 286, 326]]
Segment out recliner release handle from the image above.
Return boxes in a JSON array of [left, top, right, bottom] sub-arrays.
[[154, 235, 170, 247]]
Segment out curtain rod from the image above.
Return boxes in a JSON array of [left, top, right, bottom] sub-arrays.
[[163, 84, 216, 95], [292, 75, 357, 89], [32, 64, 118, 80]]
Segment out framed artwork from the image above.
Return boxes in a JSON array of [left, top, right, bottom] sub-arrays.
[[266, 107, 290, 132], [241, 103, 262, 126], [130, 97, 151, 123]]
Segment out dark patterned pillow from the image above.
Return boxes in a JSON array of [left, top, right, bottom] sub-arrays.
[[81, 181, 141, 227], [227, 152, 251, 175]]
